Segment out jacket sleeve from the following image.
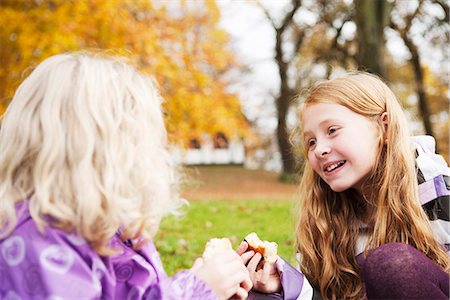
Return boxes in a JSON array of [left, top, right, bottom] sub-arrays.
[[0, 224, 107, 299], [411, 135, 450, 253], [247, 257, 314, 300], [142, 268, 217, 300], [135, 241, 217, 300]]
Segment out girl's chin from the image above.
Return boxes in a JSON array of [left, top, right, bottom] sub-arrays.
[[327, 183, 351, 193], [331, 187, 348, 193]]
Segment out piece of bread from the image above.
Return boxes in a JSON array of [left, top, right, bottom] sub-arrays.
[[202, 237, 232, 259], [244, 232, 278, 263]]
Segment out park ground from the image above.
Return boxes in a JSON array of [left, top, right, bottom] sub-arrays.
[[182, 165, 298, 201]]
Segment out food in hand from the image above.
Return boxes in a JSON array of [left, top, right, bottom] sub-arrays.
[[244, 232, 278, 263], [202, 237, 232, 259]]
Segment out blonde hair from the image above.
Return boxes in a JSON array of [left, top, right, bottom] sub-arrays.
[[0, 53, 184, 255], [294, 72, 450, 299]]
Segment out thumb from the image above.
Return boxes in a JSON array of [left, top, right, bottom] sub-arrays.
[[236, 241, 248, 255], [191, 257, 204, 272]]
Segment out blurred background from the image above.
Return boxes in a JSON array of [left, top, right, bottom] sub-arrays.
[[1, 0, 448, 274]]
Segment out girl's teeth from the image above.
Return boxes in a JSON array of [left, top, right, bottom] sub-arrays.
[[326, 162, 342, 172], [327, 164, 338, 171]]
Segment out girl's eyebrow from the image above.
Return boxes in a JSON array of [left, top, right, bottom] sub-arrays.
[[303, 118, 338, 135], [318, 118, 339, 126], [303, 132, 313, 142]]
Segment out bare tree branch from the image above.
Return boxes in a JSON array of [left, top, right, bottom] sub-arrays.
[[279, 0, 302, 33], [255, 0, 276, 29], [432, 0, 449, 23], [389, 0, 434, 138], [404, 0, 423, 31]]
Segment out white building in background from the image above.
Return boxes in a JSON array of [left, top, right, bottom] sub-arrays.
[[171, 133, 246, 165], [170, 132, 283, 171]]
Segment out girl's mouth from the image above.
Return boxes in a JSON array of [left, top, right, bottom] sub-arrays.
[[324, 160, 346, 173]]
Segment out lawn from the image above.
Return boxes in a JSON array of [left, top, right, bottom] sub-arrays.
[[155, 165, 300, 276], [155, 198, 299, 276]]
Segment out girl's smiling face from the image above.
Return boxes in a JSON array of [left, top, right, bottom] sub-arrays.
[[302, 102, 381, 193]]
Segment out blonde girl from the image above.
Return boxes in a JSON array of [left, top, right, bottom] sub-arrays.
[[0, 53, 251, 299]]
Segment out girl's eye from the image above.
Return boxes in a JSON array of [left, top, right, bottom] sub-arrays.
[[328, 127, 339, 134], [307, 139, 316, 148]]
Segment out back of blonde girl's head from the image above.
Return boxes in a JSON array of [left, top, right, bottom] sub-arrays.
[[295, 72, 449, 299], [0, 53, 183, 254]]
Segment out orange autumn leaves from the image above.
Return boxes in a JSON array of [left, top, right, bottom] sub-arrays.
[[0, 0, 249, 146]]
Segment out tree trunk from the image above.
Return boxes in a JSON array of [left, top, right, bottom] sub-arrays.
[[354, 0, 391, 77], [274, 22, 297, 175], [257, 0, 301, 177], [276, 92, 297, 175]]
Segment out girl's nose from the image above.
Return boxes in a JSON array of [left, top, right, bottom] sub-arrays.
[[315, 141, 331, 157]]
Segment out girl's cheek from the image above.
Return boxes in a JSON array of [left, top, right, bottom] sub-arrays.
[[308, 159, 320, 175], [307, 151, 313, 163], [308, 154, 318, 169]]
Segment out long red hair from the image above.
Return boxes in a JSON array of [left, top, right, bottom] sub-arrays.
[[295, 72, 450, 299]]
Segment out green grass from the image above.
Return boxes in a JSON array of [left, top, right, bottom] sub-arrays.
[[155, 199, 298, 276]]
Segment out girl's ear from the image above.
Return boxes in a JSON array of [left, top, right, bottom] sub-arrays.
[[381, 112, 388, 132], [381, 112, 388, 142]]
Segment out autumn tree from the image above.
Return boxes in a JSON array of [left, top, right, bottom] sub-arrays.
[[0, 0, 248, 146], [302, 0, 355, 75], [253, 0, 449, 174]]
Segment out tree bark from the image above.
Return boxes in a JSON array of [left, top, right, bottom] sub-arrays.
[[275, 23, 298, 175], [260, 0, 302, 176], [354, 0, 391, 77]]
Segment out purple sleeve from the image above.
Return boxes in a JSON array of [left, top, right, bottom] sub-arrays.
[[278, 258, 308, 299], [131, 241, 218, 300], [248, 257, 313, 300], [0, 220, 111, 299], [142, 269, 218, 300]]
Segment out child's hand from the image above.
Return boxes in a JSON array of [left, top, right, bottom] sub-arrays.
[[191, 249, 252, 299], [237, 241, 282, 294]]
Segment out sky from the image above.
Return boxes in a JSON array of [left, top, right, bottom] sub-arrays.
[[217, 0, 284, 134]]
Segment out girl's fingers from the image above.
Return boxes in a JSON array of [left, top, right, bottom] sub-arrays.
[[214, 249, 244, 264], [240, 271, 253, 292], [236, 241, 248, 255], [240, 250, 255, 265], [217, 257, 251, 281], [220, 269, 252, 299], [260, 261, 271, 283], [246, 252, 262, 274], [233, 287, 249, 300], [190, 257, 204, 272]]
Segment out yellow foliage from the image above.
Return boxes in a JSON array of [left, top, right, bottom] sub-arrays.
[[0, 0, 248, 146], [386, 60, 449, 161]]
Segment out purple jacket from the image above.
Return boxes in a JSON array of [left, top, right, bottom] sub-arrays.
[[0, 201, 216, 300]]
